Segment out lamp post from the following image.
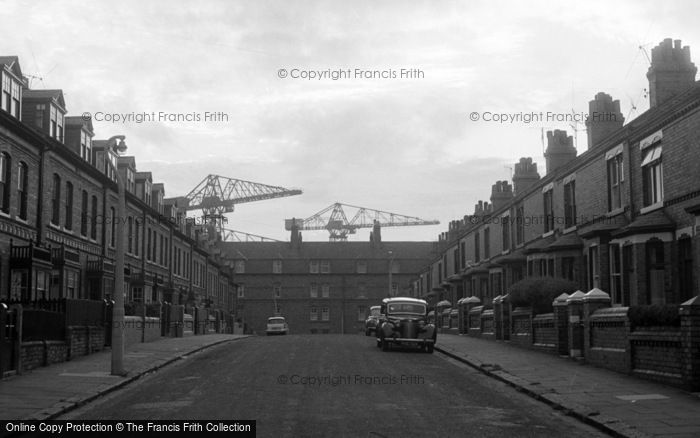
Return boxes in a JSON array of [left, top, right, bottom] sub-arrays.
[[106, 135, 127, 376], [388, 250, 394, 297]]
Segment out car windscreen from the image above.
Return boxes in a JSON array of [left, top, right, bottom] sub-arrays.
[[387, 303, 426, 315], [268, 318, 285, 324]]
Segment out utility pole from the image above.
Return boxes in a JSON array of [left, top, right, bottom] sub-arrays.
[[107, 135, 127, 376]]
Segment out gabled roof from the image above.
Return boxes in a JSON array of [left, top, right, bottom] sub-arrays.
[[135, 171, 152, 181], [64, 116, 94, 134], [612, 210, 675, 238], [523, 234, 557, 254], [117, 156, 136, 169], [544, 232, 583, 252], [23, 89, 66, 110], [0, 56, 22, 79], [491, 248, 526, 264], [579, 214, 629, 239]]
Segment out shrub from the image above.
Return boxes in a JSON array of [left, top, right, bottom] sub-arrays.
[[628, 305, 680, 328], [506, 277, 580, 314]]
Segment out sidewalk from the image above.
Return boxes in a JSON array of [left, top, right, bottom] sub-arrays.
[[435, 334, 700, 438], [0, 334, 249, 420]]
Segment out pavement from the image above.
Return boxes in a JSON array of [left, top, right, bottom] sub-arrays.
[[435, 334, 700, 438], [0, 334, 249, 421]]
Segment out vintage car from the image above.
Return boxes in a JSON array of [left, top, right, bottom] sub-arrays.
[[376, 297, 436, 353], [266, 316, 288, 336], [364, 305, 382, 336]]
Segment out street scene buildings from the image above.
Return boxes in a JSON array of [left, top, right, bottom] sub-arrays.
[[418, 38, 700, 309], [0, 55, 238, 374], [3, 4, 700, 432]]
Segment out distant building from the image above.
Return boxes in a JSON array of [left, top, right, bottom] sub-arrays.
[[217, 224, 435, 334]]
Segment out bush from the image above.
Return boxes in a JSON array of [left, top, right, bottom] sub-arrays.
[[628, 305, 680, 328], [507, 277, 580, 314]]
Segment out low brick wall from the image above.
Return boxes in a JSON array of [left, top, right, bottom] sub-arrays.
[[468, 306, 483, 337], [481, 309, 495, 339], [630, 327, 683, 386], [21, 341, 68, 371], [510, 307, 532, 347], [532, 313, 556, 353], [68, 326, 105, 358], [124, 316, 162, 346], [184, 314, 194, 336], [587, 307, 629, 374], [143, 317, 161, 342]]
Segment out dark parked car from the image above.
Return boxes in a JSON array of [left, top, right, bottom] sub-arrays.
[[377, 297, 436, 353], [364, 305, 382, 336]]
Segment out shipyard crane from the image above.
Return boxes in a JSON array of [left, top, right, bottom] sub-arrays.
[[286, 202, 440, 242], [184, 174, 302, 241], [220, 228, 282, 243]]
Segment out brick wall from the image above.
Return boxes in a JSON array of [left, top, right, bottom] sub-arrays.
[[123, 315, 161, 345], [481, 309, 495, 338], [586, 307, 630, 373], [532, 313, 556, 352], [468, 306, 482, 337], [630, 328, 683, 386], [20, 340, 68, 371], [510, 307, 532, 347]]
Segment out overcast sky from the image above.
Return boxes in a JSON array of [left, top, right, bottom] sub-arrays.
[[3, 0, 699, 242]]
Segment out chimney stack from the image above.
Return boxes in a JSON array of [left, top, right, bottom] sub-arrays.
[[544, 130, 576, 175], [585, 92, 624, 149], [512, 157, 540, 196], [490, 180, 513, 212], [647, 38, 697, 108]]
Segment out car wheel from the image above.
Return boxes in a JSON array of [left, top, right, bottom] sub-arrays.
[[365, 329, 371, 336], [381, 338, 389, 351], [376, 338, 381, 348], [425, 343, 434, 354]]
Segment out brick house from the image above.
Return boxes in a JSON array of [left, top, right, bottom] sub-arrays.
[[417, 38, 700, 308], [0, 55, 235, 316]]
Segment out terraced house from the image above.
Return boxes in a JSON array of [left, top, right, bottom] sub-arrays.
[[416, 38, 700, 311], [0, 55, 236, 374]]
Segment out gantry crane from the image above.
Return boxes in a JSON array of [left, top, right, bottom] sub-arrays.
[[184, 174, 302, 241], [286, 202, 440, 242]]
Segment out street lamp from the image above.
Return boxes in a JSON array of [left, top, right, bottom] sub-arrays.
[[388, 250, 394, 297], [106, 135, 127, 376]]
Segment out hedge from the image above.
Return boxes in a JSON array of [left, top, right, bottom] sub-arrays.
[[628, 305, 680, 328], [507, 277, 579, 314]]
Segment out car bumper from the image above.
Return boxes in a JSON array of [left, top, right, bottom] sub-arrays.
[[385, 337, 435, 344]]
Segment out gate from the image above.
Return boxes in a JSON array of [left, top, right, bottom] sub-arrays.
[[0, 303, 20, 376]]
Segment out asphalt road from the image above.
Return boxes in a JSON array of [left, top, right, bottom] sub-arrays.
[[61, 335, 605, 438]]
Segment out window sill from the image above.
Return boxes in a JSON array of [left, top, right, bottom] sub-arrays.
[[563, 226, 577, 235], [542, 230, 555, 238], [501, 250, 510, 255], [0, 210, 12, 219], [606, 207, 625, 218], [48, 222, 61, 230], [62, 227, 74, 234], [640, 202, 664, 215], [15, 217, 28, 225]]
